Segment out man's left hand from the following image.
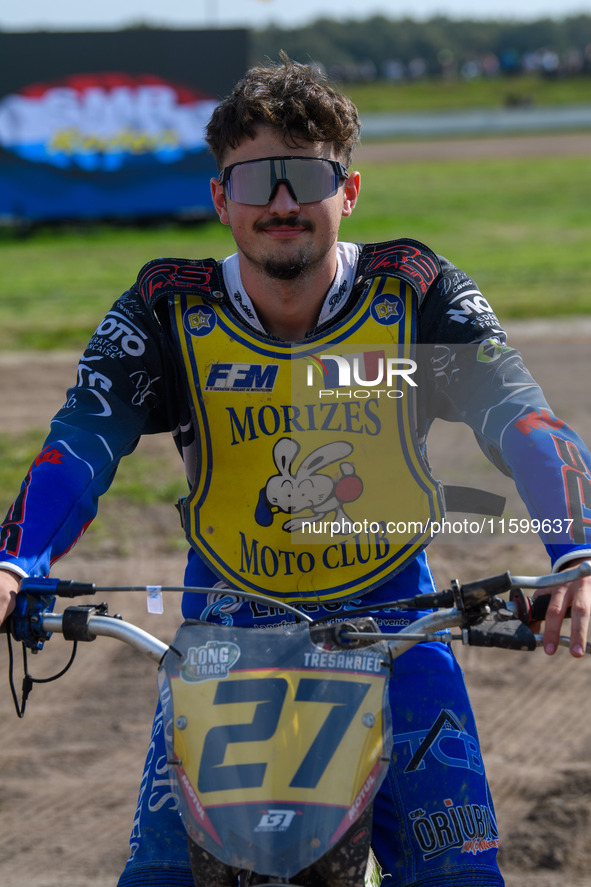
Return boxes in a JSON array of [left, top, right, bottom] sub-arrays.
[[533, 558, 591, 657]]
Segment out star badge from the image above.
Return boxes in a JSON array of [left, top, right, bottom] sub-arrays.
[[374, 298, 400, 320], [189, 309, 213, 331]]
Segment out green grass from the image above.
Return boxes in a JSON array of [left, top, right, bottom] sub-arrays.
[[345, 153, 591, 319], [2, 150, 589, 352], [344, 74, 591, 112], [0, 222, 236, 351]]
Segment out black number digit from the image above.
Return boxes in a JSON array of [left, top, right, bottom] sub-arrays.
[[198, 677, 287, 793], [289, 679, 370, 789]]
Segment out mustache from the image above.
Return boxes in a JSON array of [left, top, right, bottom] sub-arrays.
[[255, 217, 314, 233]]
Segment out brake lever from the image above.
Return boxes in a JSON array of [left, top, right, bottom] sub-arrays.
[[510, 588, 572, 625]]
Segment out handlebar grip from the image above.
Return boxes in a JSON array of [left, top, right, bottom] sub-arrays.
[[511, 588, 571, 624], [20, 578, 96, 597]]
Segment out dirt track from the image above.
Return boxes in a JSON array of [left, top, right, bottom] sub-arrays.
[[2, 132, 591, 886], [355, 131, 591, 163]]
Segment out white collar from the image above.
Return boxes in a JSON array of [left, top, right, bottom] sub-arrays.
[[221, 242, 360, 336]]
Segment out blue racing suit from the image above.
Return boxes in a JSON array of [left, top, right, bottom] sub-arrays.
[[2, 239, 591, 886]]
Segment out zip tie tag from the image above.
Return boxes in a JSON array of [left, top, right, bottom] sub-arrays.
[[147, 586, 164, 615]]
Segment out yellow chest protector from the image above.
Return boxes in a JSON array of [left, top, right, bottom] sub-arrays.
[[171, 275, 443, 604]]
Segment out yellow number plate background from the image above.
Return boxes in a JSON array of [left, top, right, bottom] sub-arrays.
[[171, 667, 387, 810]]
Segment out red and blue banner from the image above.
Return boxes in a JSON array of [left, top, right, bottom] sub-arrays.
[[0, 29, 248, 223]]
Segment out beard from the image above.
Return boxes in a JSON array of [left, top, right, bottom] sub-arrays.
[[254, 217, 316, 280], [261, 252, 311, 280]]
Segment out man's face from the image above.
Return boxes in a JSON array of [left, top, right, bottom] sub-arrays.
[[210, 126, 360, 282]]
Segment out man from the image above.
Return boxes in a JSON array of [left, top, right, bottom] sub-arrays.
[[1, 55, 591, 886]]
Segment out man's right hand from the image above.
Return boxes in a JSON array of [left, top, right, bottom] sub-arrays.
[[0, 570, 20, 627]]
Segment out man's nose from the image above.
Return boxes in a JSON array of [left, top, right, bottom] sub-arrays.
[[268, 182, 300, 213]]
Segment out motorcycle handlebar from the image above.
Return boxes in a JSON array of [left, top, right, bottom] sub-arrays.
[[41, 611, 169, 663], [9, 560, 591, 661]]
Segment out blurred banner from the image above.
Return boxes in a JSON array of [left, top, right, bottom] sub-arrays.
[[0, 29, 249, 224]]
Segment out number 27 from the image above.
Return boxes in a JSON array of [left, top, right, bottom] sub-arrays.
[[198, 676, 370, 793]]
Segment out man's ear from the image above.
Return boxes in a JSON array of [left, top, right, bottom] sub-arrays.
[[342, 171, 361, 218], [211, 177, 230, 226]]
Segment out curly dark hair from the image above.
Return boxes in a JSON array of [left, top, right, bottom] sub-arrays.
[[205, 52, 361, 169]]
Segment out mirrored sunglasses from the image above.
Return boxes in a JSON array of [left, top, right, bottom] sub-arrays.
[[218, 156, 349, 205]]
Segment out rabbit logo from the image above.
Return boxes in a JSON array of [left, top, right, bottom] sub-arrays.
[[255, 438, 364, 533]]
